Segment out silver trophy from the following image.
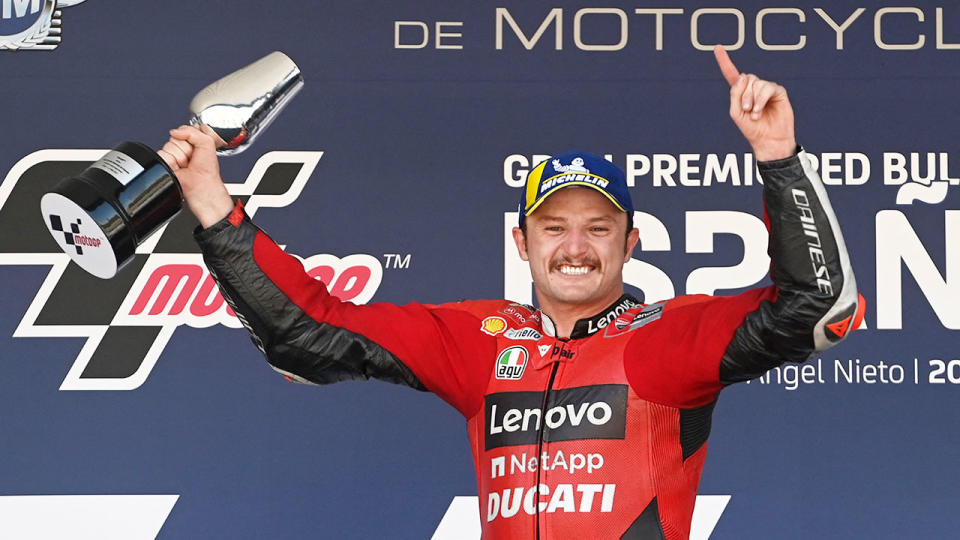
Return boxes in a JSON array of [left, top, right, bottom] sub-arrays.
[[40, 51, 303, 278]]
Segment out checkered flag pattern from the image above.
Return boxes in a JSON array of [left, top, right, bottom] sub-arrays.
[[49, 214, 84, 255]]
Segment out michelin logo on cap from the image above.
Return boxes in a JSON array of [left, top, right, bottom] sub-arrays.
[[0, 0, 87, 51], [539, 156, 612, 193], [520, 150, 633, 225], [539, 166, 611, 194], [552, 157, 589, 174]]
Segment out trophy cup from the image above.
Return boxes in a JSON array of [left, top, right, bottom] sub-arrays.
[[40, 51, 304, 279]]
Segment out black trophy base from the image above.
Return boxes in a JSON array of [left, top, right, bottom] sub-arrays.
[[40, 142, 182, 279]]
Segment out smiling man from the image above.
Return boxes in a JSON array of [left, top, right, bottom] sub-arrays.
[[513, 153, 640, 340], [162, 47, 861, 539]]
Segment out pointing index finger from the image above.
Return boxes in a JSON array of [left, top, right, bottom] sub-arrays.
[[714, 45, 740, 87]]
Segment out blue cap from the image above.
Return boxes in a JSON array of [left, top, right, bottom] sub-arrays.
[[518, 150, 633, 226]]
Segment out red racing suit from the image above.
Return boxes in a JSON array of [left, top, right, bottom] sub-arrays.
[[195, 151, 861, 539]]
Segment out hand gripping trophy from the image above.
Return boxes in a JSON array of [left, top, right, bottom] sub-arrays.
[[40, 51, 303, 278]]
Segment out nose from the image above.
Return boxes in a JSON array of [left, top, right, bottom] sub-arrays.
[[562, 227, 589, 259]]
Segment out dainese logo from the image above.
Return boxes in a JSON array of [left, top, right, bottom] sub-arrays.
[[0, 149, 382, 390], [0, 0, 87, 51]]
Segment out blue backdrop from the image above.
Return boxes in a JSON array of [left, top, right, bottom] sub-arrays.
[[2, 1, 959, 538]]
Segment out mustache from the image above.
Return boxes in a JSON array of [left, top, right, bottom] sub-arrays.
[[550, 257, 600, 269]]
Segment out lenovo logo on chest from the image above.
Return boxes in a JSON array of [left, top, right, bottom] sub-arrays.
[[485, 385, 628, 450]]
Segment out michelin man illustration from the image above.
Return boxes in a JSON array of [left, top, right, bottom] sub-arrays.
[[552, 156, 589, 173]]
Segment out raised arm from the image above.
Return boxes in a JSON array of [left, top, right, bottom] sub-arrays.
[[712, 46, 862, 384], [161, 126, 496, 417]]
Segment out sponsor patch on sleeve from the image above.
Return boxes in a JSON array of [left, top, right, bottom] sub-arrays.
[[603, 303, 664, 338], [482, 316, 507, 336], [504, 327, 543, 341]]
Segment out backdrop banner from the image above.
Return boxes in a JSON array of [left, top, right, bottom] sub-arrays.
[[1, 1, 958, 538]]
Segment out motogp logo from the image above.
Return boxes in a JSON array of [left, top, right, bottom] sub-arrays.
[[47, 214, 100, 254], [0, 149, 382, 390]]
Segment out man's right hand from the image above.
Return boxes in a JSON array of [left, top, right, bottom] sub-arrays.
[[157, 124, 235, 228], [713, 45, 796, 162]]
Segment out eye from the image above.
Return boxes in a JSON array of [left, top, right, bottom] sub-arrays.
[[590, 226, 610, 233], [545, 226, 564, 232]]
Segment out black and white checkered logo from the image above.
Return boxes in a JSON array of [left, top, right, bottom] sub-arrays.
[[2, 149, 326, 390], [48, 214, 84, 255]]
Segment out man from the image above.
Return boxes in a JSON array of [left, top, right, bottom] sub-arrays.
[[158, 47, 861, 539]]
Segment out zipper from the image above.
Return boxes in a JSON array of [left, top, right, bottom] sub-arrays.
[[534, 342, 562, 540]]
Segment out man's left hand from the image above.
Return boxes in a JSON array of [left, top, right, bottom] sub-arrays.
[[714, 45, 797, 162]]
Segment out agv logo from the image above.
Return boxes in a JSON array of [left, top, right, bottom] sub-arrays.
[[495, 346, 528, 380]]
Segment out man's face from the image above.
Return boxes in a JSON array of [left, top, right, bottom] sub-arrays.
[[513, 187, 639, 313]]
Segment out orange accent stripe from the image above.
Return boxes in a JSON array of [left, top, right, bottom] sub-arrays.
[[228, 200, 245, 227], [852, 293, 867, 330]]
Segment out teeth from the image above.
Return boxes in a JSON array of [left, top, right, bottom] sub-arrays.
[[558, 265, 589, 275]]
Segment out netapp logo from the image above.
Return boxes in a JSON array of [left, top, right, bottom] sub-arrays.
[[485, 385, 628, 450]]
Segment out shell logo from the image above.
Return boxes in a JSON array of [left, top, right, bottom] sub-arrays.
[[481, 317, 507, 336]]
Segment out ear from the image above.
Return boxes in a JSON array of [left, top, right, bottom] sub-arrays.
[[624, 227, 639, 263], [512, 227, 529, 261]]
